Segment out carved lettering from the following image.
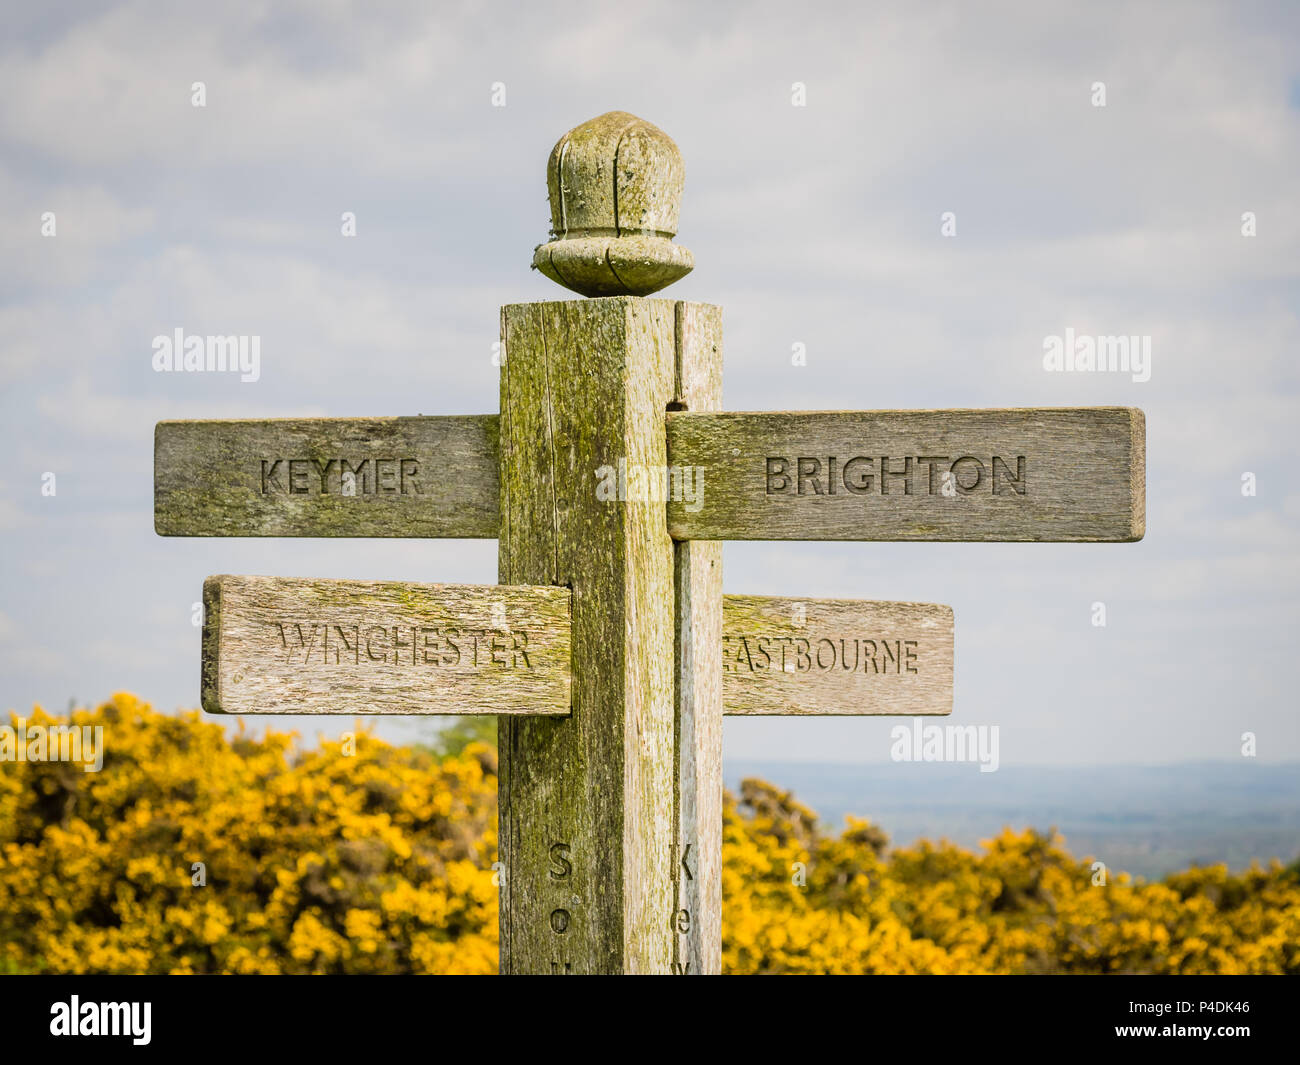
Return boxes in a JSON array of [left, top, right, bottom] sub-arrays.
[[950, 456, 984, 493], [272, 621, 537, 669], [261, 459, 284, 493], [549, 842, 572, 881], [880, 456, 912, 495], [842, 456, 872, 493], [512, 632, 531, 669], [917, 456, 948, 494], [257, 456, 422, 496], [376, 458, 399, 493], [288, 459, 309, 494], [311, 458, 336, 492], [340, 458, 369, 495], [764, 455, 1027, 496], [993, 455, 1026, 494], [796, 457, 822, 495], [904, 639, 919, 674], [723, 634, 925, 675], [765, 457, 790, 493]]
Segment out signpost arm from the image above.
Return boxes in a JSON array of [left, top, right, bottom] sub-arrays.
[[497, 297, 678, 974], [671, 302, 723, 975]]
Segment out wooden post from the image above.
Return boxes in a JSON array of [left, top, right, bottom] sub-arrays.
[[497, 296, 679, 974], [671, 303, 723, 975], [497, 112, 707, 974]]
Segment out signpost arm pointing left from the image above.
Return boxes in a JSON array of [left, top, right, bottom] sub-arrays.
[[155, 415, 500, 538], [199, 574, 572, 717]]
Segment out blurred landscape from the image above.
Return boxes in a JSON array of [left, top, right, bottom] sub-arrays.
[[728, 761, 1300, 881], [6, 697, 1297, 974]]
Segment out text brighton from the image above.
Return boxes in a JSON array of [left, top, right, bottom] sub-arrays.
[[765, 456, 1027, 496]]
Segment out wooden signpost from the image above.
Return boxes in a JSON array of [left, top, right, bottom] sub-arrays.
[[155, 416, 499, 538], [666, 408, 1144, 542], [200, 575, 572, 718], [720, 596, 953, 717], [156, 109, 1145, 976]]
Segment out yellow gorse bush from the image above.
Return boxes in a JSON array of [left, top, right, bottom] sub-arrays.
[[1, 695, 1296, 974], [0, 695, 497, 974], [722, 781, 1300, 975]]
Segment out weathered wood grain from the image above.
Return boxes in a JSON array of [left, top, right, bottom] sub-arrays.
[[155, 416, 499, 538], [497, 297, 678, 975], [672, 302, 723, 975], [720, 595, 953, 716], [201, 575, 570, 716], [666, 408, 1146, 542]]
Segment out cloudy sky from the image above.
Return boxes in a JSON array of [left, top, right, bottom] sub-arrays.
[[1, 0, 1297, 766]]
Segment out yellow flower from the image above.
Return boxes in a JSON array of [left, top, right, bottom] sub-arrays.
[[5, 695, 1298, 975]]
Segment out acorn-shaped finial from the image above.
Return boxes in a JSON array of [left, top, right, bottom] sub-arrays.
[[532, 111, 694, 297]]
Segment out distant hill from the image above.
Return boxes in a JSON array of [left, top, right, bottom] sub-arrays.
[[726, 761, 1300, 881]]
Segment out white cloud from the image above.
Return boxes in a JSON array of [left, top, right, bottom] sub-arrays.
[[0, 0, 1296, 764]]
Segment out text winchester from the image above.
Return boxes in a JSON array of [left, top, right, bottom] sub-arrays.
[[274, 621, 534, 668]]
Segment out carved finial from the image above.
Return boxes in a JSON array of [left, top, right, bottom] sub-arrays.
[[532, 111, 694, 297]]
